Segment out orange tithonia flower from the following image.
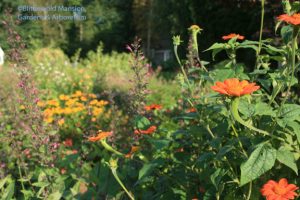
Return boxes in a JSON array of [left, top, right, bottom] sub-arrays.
[[134, 126, 157, 135], [222, 33, 245, 40], [211, 78, 260, 97], [63, 138, 73, 147], [261, 178, 298, 200], [144, 104, 162, 111], [186, 108, 197, 113], [125, 146, 139, 158], [88, 131, 113, 142], [277, 13, 300, 25]]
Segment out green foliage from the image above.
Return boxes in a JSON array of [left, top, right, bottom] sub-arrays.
[[240, 143, 277, 186]]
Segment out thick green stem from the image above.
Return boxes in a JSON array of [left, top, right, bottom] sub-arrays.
[[100, 140, 124, 156], [231, 98, 284, 141], [191, 32, 199, 56]]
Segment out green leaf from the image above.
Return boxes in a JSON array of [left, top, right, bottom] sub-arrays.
[[211, 69, 235, 82], [205, 43, 225, 51], [254, 102, 275, 117], [1, 180, 15, 200], [276, 147, 298, 175], [134, 116, 151, 130], [278, 104, 300, 122], [138, 163, 157, 180], [240, 143, 276, 186], [238, 99, 255, 118], [286, 121, 300, 144], [210, 168, 227, 190], [148, 138, 170, 150], [32, 182, 50, 188], [281, 25, 293, 45], [205, 43, 226, 60], [216, 145, 234, 160], [0, 176, 9, 190], [46, 191, 62, 200], [263, 45, 285, 54]]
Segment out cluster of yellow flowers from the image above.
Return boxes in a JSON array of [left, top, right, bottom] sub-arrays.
[[38, 91, 109, 125]]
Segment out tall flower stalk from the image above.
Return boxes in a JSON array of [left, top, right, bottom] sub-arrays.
[[277, 13, 300, 105], [109, 159, 135, 200], [257, 0, 265, 65]]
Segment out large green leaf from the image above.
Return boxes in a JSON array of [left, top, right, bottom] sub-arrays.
[[134, 116, 151, 130], [278, 104, 300, 122], [240, 143, 276, 186], [276, 147, 298, 175], [1, 180, 15, 200], [286, 121, 300, 144], [46, 191, 62, 200], [138, 163, 157, 180], [254, 102, 275, 117], [205, 43, 226, 60]]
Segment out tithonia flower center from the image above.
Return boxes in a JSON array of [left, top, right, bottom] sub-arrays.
[[274, 185, 286, 195]]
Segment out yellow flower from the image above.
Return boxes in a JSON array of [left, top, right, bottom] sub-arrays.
[[80, 96, 87, 102], [66, 99, 77, 106], [47, 100, 59, 107], [88, 94, 97, 99], [73, 90, 83, 97], [96, 100, 109, 107], [92, 108, 103, 116], [37, 101, 45, 107], [43, 108, 54, 117], [91, 117, 97, 122], [63, 107, 73, 114], [58, 119, 65, 126], [59, 94, 70, 101], [45, 117, 54, 123], [89, 99, 98, 105], [54, 107, 64, 114], [84, 75, 90, 79], [19, 105, 25, 110]]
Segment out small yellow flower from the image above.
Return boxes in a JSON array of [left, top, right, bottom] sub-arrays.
[[88, 94, 97, 99], [89, 99, 98, 105], [91, 117, 97, 122], [19, 105, 25, 110], [37, 101, 45, 107], [80, 96, 87, 102], [74, 90, 83, 97], [45, 117, 54, 123], [47, 100, 59, 107], [58, 119, 65, 126], [59, 94, 70, 101]]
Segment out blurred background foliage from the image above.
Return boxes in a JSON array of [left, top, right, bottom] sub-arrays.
[[0, 0, 283, 69]]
